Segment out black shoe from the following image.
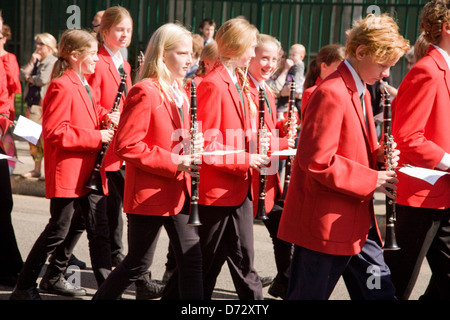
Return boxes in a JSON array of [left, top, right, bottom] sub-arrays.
[[162, 268, 175, 284], [68, 254, 87, 270], [112, 253, 125, 267], [268, 280, 287, 300], [0, 274, 19, 287], [10, 285, 42, 300], [135, 273, 165, 300], [39, 274, 86, 297], [260, 276, 274, 288]]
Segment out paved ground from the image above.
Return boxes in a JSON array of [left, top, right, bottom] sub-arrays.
[[0, 139, 432, 302]]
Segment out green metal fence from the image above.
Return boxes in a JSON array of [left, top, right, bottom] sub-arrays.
[[0, 0, 428, 115]]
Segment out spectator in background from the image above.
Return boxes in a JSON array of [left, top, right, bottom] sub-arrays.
[[199, 18, 216, 46], [278, 43, 306, 113], [91, 10, 105, 32], [19, 32, 57, 180]]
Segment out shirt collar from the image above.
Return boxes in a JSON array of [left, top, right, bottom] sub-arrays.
[[222, 62, 238, 84], [249, 73, 264, 90], [104, 44, 124, 71], [344, 59, 366, 97]]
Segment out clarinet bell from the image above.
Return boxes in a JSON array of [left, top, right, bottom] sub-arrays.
[[256, 199, 269, 221], [187, 204, 202, 226], [85, 172, 99, 191]]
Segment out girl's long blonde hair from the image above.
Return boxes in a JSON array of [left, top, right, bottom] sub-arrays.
[[138, 23, 192, 104]]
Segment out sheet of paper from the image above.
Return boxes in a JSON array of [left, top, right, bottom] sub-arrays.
[[13, 115, 42, 146], [271, 149, 297, 157], [0, 153, 23, 163], [399, 165, 449, 185], [200, 150, 244, 156]]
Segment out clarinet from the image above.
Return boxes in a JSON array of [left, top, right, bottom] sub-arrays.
[[256, 86, 269, 220], [381, 83, 400, 250], [86, 72, 127, 190], [187, 80, 202, 226], [281, 80, 296, 201]]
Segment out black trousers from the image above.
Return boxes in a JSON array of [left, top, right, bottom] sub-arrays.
[[92, 197, 203, 300], [263, 201, 293, 289], [15, 189, 111, 289], [106, 167, 125, 257], [287, 227, 396, 300], [198, 194, 263, 300], [0, 149, 23, 278], [384, 204, 450, 300]]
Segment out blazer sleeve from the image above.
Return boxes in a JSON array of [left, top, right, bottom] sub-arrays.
[[392, 66, 446, 168], [0, 61, 11, 134], [114, 83, 179, 178], [298, 85, 378, 199], [43, 81, 103, 151]]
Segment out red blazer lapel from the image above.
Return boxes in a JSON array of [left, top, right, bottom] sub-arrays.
[[67, 69, 98, 126], [339, 63, 377, 157], [99, 45, 120, 87], [428, 46, 450, 97], [217, 65, 246, 129], [263, 83, 277, 130]]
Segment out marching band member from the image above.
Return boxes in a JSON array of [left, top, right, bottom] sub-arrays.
[[87, 5, 133, 269], [246, 33, 296, 299], [0, 11, 22, 288], [93, 22, 204, 300], [384, 0, 450, 300], [11, 29, 119, 300], [196, 17, 267, 300], [277, 13, 409, 300]]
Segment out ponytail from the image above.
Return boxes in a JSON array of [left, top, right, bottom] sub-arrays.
[[51, 57, 69, 80]]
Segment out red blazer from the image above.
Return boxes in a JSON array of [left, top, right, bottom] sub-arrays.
[[392, 46, 450, 209], [196, 64, 252, 206], [1, 53, 22, 121], [42, 69, 109, 198], [278, 62, 381, 255], [114, 79, 190, 216], [247, 77, 289, 216], [301, 77, 322, 119], [86, 45, 132, 172]]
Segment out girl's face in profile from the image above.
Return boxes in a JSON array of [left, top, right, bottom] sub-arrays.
[[164, 36, 193, 82], [80, 41, 99, 75], [236, 36, 257, 69]]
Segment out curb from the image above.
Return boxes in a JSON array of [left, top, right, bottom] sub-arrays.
[[10, 174, 46, 198]]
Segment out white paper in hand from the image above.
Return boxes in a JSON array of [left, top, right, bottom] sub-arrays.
[[13, 115, 42, 146], [0, 153, 23, 163], [399, 165, 449, 185]]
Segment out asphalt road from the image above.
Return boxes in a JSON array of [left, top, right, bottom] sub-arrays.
[[0, 140, 431, 302]]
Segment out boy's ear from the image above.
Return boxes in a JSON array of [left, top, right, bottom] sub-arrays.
[[443, 22, 450, 34], [355, 45, 367, 60]]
